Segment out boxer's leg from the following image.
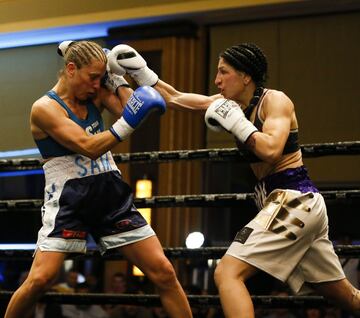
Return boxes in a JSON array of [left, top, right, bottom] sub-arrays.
[[120, 236, 192, 318], [214, 255, 258, 318], [5, 250, 66, 318], [312, 278, 360, 315]]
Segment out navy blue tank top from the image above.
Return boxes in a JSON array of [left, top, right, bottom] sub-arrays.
[[35, 90, 104, 159]]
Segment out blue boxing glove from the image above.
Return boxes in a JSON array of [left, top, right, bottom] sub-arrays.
[[109, 86, 166, 141]]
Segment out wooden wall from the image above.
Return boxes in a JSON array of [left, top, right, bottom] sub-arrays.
[[207, 11, 360, 184]]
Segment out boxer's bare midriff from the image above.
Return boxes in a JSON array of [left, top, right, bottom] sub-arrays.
[[250, 149, 303, 180]]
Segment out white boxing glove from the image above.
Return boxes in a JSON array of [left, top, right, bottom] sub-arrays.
[[56, 43, 129, 93], [102, 72, 130, 93], [205, 99, 258, 143], [102, 48, 129, 93], [108, 44, 158, 87]]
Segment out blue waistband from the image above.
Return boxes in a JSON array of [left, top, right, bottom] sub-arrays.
[[258, 166, 319, 194]]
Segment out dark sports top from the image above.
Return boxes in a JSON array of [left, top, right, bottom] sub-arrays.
[[34, 90, 104, 159], [235, 89, 300, 162]]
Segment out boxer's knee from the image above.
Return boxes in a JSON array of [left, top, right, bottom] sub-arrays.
[[214, 260, 226, 288], [23, 270, 58, 295], [214, 257, 256, 289], [214, 259, 241, 289], [147, 257, 178, 291]]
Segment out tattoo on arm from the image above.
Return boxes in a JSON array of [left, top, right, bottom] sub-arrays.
[[246, 135, 256, 150]]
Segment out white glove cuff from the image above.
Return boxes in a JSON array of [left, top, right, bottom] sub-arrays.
[[105, 75, 129, 94], [231, 118, 258, 143], [110, 117, 134, 141], [131, 67, 159, 87], [116, 76, 129, 88]]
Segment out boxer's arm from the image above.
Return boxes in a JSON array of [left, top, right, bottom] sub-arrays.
[[154, 80, 221, 111], [107, 44, 220, 111], [245, 91, 293, 163], [32, 87, 165, 160], [99, 86, 133, 117], [100, 53, 133, 117], [31, 99, 119, 160]]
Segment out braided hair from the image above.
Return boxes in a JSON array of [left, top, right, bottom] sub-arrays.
[[220, 43, 268, 87], [221, 43, 268, 118], [59, 41, 106, 76]]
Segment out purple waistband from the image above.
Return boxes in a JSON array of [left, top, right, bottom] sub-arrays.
[[258, 166, 319, 194]]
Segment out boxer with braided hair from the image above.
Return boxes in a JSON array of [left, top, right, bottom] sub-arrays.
[[110, 42, 360, 317], [221, 43, 267, 87], [5, 40, 192, 318]]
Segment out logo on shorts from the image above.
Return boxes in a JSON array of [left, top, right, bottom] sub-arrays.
[[215, 100, 235, 119], [46, 183, 56, 201], [115, 219, 134, 231], [234, 227, 253, 244], [62, 229, 87, 239], [115, 218, 145, 231]]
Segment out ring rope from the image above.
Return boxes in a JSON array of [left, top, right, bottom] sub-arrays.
[[0, 291, 331, 307], [1, 190, 359, 211], [0, 143, 357, 309], [1, 141, 359, 171], [0, 245, 359, 260]]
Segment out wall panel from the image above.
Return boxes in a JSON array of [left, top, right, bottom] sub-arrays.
[[0, 39, 107, 152], [208, 11, 360, 183]]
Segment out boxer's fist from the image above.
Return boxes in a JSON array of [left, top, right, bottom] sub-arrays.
[[102, 48, 129, 93], [109, 86, 166, 141], [205, 99, 258, 143], [102, 72, 130, 93], [108, 44, 158, 87]]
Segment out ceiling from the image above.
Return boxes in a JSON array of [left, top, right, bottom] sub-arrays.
[[0, 0, 359, 49]]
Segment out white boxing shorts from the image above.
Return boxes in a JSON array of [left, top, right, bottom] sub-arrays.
[[36, 152, 155, 255], [226, 189, 345, 294]]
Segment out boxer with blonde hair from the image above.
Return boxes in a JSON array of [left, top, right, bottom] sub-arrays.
[[5, 40, 192, 318]]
